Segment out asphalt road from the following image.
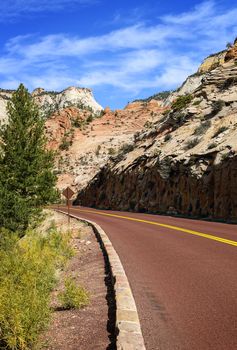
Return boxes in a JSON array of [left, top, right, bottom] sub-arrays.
[[60, 206, 237, 350]]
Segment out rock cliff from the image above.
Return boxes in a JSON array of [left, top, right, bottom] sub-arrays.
[[77, 39, 237, 222], [0, 86, 103, 123]]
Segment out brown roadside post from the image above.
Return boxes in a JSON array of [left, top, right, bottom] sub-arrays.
[[62, 187, 75, 227]]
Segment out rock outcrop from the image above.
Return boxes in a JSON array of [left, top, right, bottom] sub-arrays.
[[198, 51, 226, 73], [76, 40, 237, 222], [33, 86, 103, 117], [0, 86, 103, 123]]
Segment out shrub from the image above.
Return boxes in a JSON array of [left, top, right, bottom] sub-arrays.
[[86, 114, 93, 123], [108, 147, 116, 155], [171, 94, 193, 111], [212, 126, 228, 138], [193, 120, 211, 135], [99, 110, 105, 117], [0, 226, 73, 349], [184, 137, 200, 150], [72, 117, 84, 128], [58, 277, 89, 310], [59, 137, 72, 151], [144, 121, 153, 128], [221, 152, 229, 161], [212, 100, 225, 113], [208, 142, 217, 149], [164, 134, 172, 142], [162, 109, 170, 117], [119, 143, 134, 154]]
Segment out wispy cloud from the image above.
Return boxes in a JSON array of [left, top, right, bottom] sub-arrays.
[[0, 1, 237, 107], [0, 0, 95, 20]]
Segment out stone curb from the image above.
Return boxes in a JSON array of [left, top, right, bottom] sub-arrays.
[[57, 210, 146, 350]]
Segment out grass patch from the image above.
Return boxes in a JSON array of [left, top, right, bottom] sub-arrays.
[[0, 224, 74, 350], [58, 277, 89, 310], [193, 120, 211, 135]]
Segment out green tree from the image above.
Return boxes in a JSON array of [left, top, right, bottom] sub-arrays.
[[0, 84, 58, 233]]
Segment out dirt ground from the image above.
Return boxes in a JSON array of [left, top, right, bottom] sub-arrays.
[[40, 211, 116, 350]]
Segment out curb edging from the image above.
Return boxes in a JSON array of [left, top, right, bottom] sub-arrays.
[[57, 210, 146, 350]]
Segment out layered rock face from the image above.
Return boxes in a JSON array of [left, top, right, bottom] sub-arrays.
[[78, 154, 237, 221], [77, 41, 237, 222]]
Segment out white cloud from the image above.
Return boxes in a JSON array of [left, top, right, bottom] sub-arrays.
[[0, 0, 95, 20], [0, 0, 237, 104]]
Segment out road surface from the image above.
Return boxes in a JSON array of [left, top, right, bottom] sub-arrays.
[[60, 206, 237, 350]]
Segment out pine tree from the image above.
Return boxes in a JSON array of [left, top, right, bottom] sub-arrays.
[[0, 84, 58, 233]]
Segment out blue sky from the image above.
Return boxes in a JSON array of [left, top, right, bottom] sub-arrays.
[[0, 0, 236, 109]]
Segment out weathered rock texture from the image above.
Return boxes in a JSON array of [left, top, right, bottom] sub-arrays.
[[77, 40, 237, 222], [198, 51, 226, 73], [0, 86, 103, 123], [78, 154, 237, 221]]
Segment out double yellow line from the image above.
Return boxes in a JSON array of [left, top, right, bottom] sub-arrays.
[[74, 208, 237, 247]]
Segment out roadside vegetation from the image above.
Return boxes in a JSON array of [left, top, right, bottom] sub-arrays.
[[0, 84, 89, 349], [0, 224, 73, 349], [59, 277, 89, 310]]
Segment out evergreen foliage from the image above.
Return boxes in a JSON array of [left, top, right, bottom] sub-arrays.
[[0, 84, 58, 233]]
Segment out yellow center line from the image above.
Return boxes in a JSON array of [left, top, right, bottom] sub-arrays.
[[71, 208, 237, 247]]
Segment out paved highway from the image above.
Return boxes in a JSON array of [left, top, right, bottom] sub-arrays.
[[60, 206, 237, 350]]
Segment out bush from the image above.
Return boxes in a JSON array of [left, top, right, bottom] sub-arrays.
[[108, 147, 116, 155], [59, 137, 72, 151], [184, 137, 200, 150], [86, 114, 93, 123], [212, 100, 225, 113], [58, 277, 89, 310], [72, 117, 84, 128], [171, 94, 193, 111], [0, 226, 73, 349], [144, 121, 153, 128], [208, 142, 217, 149], [212, 126, 228, 138], [162, 109, 170, 117], [164, 134, 172, 142], [193, 120, 211, 135], [119, 143, 134, 154]]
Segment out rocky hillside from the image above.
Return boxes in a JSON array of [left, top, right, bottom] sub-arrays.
[[49, 100, 166, 191], [0, 86, 103, 123], [77, 39, 237, 222], [0, 85, 166, 192]]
